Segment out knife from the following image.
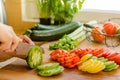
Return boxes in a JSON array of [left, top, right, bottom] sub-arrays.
[[0, 42, 33, 62]]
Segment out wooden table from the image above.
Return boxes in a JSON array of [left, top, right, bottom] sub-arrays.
[[0, 40, 120, 80]]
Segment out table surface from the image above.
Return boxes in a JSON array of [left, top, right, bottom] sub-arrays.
[[0, 40, 120, 80]]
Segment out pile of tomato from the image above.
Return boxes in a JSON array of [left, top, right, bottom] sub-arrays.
[[50, 49, 81, 68], [91, 21, 120, 43]]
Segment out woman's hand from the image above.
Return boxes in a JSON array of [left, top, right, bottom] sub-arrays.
[[0, 23, 21, 52], [0, 23, 35, 53], [19, 35, 35, 45]]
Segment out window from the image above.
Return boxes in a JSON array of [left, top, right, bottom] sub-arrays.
[[82, 0, 120, 13], [21, 0, 120, 22], [21, 0, 39, 22]]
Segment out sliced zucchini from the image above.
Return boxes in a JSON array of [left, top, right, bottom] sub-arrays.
[[26, 46, 43, 68]]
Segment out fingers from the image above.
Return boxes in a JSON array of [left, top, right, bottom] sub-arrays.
[[0, 23, 34, 53], [19, 35, 35, 45], [0, 24, 21, 52], [5, 37, 21, 52], [5, 26, 20, 52], [0, 33, 13, 51]]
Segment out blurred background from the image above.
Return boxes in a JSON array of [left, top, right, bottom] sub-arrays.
[[1, 0, 120, 35]]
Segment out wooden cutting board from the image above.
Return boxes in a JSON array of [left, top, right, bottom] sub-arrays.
[[0, 40, 120, 80]]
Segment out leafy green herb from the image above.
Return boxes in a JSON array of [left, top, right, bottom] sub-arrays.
[[35, 0, 85, 24]]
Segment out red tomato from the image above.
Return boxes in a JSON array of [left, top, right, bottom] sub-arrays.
[[70, 48, 86, 58], [91, 26, 105, 43], [112, 54, 120, 65], [101, 48, 111, 58], [50, 49, 68, 60], [103, 21, 119, 34], [92, 48, 105, 57], [50, 49, 81, 68], [106, 52, 119, 60]]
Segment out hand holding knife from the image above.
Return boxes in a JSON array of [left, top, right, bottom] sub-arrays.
[[0, 35, 34, 62]]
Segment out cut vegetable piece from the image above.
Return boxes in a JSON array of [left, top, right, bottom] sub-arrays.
[[104, 61, 119, 71], [80, 54, 93, 62], [38, 66, 64, 77], [106, 53, 119, 59], [50, 49, 81, 68], [37, 62, 60, 70], [26, 46, 43, 68], [97, 57, 108, 62], [78, 59, 105, 73]]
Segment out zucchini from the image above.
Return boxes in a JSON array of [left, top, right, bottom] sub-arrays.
[[26, 46, 43, 69], [32, 24, 65, 30], [30, 21, 81, 41], [23, 29, 32, 37], [37, 62, 60, 71], [38, 66, 64, 77]]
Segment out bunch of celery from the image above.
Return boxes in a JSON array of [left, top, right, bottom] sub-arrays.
[[49, 24, 86, 51]]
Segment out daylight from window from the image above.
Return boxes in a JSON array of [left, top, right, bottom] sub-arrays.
[[82, 0, 120, 11]]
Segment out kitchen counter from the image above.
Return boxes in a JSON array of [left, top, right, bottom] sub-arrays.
[[0, 40, 120, 80]]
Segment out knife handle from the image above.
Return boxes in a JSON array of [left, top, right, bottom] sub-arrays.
[[0, 42, 33, 62], [14, 42, 33, 59], [0, 51, 16, 62]]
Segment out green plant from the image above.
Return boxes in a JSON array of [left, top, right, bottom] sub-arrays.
[[52, 0, 85, 24], [35, 0, 85, 25], [36, 0, 51, 18]]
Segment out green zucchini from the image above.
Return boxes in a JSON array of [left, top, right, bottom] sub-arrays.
[[30, 21, 81, 41], [37, 62, 60, 71], [32, 24, 64, 30], [26, 46, 43, 69], [23, 29, 32, 37], [38, 66, 64, 77]]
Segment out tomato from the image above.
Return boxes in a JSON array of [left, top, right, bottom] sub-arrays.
[[105, 52, 120, 65], [92, 48, 104, 57], [50, 49, 81, 68], [50, 49, 68, 60], [106, 52, 119, 60], [91, 26, 105, 43], [70, 48, 87, 58], [112, 54, 120, 65], [101, 48, 111, 58], [103, 21, 119, 34]]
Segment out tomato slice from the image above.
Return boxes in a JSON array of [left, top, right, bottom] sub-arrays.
[[111, 54, 120, 65], [50, 49, 68, 60], [101, 49, 111, 58], [106, 52, 119, 60], [107, 52, 119, 60], [92, 49, 103, 57]]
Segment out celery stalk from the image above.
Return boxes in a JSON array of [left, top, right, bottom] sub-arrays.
[[71, 30, 86, 40], [68, 25, 84, 38], [49, 22, 86, 51]]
